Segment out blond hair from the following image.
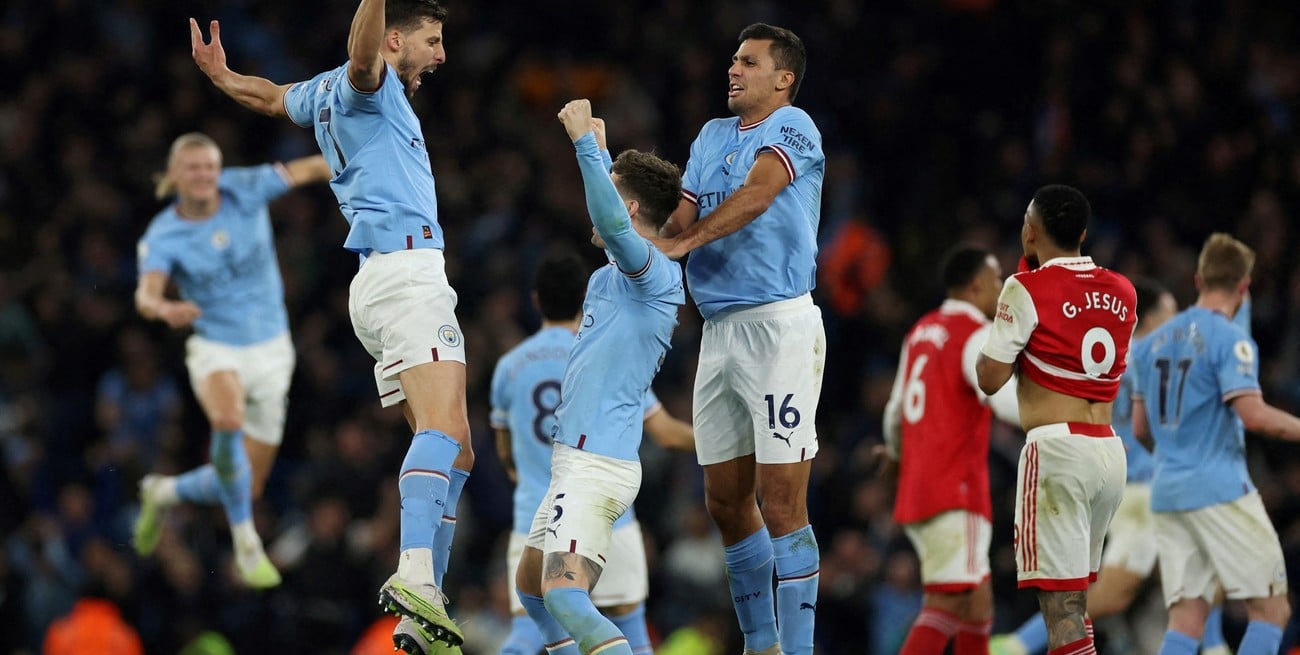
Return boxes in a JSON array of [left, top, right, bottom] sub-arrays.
[[154, 133, 221, 200], [1197, 232, 1255, 291]]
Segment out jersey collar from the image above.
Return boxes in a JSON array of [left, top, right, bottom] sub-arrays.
[[940, 298, 987, 322], [1037, 255, 1096, 270], [738, 108, 779, 131]]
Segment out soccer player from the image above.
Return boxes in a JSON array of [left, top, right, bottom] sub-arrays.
[[190, 1, 471, 650], [1132, 233, 1298, 655], [492, 245, 694, 655], [654, 23, 825, 655], [880, 246, 1020, 655], [989, 277, 1193, 655], [513, 99, 684, 655], [132, 132, 331, 589], [976, 185, 1137, 655]]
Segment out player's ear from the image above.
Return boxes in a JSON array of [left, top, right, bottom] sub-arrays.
[[1193, 273, 1204, 292], [531, 291, 541, 313], [386, 29, 403, 52], [1078, 227, 1088, 248], [625, 198, 639, 220], [776, 70, 795, 94]]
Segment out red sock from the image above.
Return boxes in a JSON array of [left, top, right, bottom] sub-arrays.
[[1084, 618, 1094, 641], [1048, 636, 1096, 655], [900, 608, 960, 655], [955, 619, 993, 655]]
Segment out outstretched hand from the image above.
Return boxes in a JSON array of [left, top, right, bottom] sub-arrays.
[[190, 18, 229, 80], [557, 99, 594, 143]]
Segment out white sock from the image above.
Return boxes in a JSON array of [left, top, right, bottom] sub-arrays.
[[153, 476, 181, 506], [397, 547, 435, 584], [231, 520, 262, 553]]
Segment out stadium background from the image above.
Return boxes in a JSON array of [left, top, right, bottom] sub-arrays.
[[3, 0, 1300, 653]]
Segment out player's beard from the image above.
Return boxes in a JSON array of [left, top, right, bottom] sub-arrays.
[[396, 53, 422, 98]]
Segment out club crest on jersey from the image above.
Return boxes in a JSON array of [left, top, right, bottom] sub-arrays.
[[210, 230, 230, 250], [438, 324, 461, 348]]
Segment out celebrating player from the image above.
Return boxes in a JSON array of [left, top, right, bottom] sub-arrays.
[[493, 244, 693, 655], [655, 23, 825, 655], [1132, 233, 1299, 655], [976, 185, 1137, 655], [881, 246, 1020, 655], [133, 132, 330, 589], [513, 99, 684, 655], [190, 1, 471, 650]]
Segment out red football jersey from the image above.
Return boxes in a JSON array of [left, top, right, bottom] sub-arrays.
[[888, 300, 994, 522], [983, 256, 1137, 402]]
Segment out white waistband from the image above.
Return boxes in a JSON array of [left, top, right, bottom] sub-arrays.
[[710, 293, 814, 323], [1025, 422, 1118, 443]]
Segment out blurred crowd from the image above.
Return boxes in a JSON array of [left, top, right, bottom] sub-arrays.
[[4, 0, 1300, 653]]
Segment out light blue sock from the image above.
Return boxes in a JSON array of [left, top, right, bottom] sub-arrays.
[[609, 603, 651, 655], [500, 614, 545, 655], [545, 587, 633, 655], [1203, 606, 1227, 650], [399, 430, 460, 552], [725, 526, 778, 652], [519, 591, 580, 655], [773, 525, 819, 655], [1014, 612, 1049, 655], [210, 430, 252, 524], [175, 464, 220, 504], [433, 467, 470, 587], [1240, 621, 1283, 655], [1159, 629, 1199, 655]]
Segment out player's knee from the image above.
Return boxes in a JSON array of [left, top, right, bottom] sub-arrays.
[[703, 493, 756, 530], [758, 498, 808, 535], [1248, 596, 1291, 626]]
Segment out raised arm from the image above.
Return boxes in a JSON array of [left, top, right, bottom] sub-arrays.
[[135, 271, 201, 329], [283, 155, 334, 187], [346, 0, 387, 92], [558, 100, 651, 275], [657, 153, 788, 260], [190, 19, 292, 118]]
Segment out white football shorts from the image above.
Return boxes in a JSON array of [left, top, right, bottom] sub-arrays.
[[527, 444, 642, 570], [1014, 422, 1126, 591], [508, 520, 649, 613], [185, 332, 295, 446], [1155, 491, 1287, 606], [694, 294, 825, 466], [348, 249, 465, 407], [1100, 483, 1158, 576], [903, 509, 992, 592]]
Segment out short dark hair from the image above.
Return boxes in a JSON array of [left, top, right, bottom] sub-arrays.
[[739, 23, 807, 102], [1030, 184, 1091, 249], [610, 150, 682, 230], [1132, 277, 1168, 324], [386, 0, 448, 33], [940, 245, 991, 292], [534, 247, 589, 321]]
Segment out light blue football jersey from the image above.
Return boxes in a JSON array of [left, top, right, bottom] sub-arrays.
[[1131, 307, 1260, 512], [1114, 336, 1155, 484], [489, 326, 662, 534], [138, 165, 291, 345], [680, 106, 824, 319], [283, 63, 443, 257], [550, 134, 684, 462]]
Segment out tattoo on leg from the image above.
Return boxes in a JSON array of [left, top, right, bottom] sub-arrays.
[[543, 553, 577, 583], [1038, 590, 1088, 649]]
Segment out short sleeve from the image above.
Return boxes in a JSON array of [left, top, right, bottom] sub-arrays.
[[757, 109, 822, 183], [1217, 332, 1261, 402], [626, 250, 681, 300], [283, 76, 320, 128], [981, 276, 1038, 363], [137, 232, 173, 276], [642, 388, 662, 420], [489, 359, 510, 430], [221, 165, 292, 205], [680, 129, 706, 206], [337, 64, 388, 113]]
